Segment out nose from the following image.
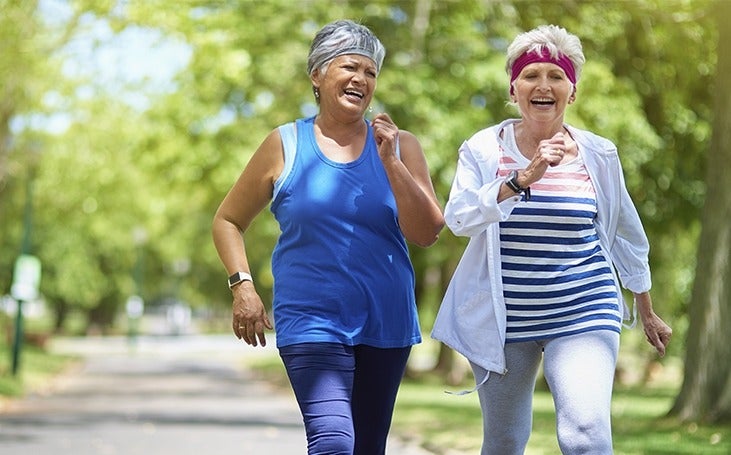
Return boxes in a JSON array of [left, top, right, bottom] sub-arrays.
[[537, 75, 551, 91], [352, 70, 366, 84]]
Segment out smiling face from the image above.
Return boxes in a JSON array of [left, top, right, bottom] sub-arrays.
[[511, 61, 575, 125], [311, 54, 377, 119]]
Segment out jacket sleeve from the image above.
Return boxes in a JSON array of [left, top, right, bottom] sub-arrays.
[[444, 140, 519, 238], [609, 165, 652, 293]]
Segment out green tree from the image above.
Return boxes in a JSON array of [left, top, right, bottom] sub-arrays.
[[670, 0, 731, 423]]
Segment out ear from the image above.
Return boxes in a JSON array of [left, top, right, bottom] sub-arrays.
[[310, 68, 321, 88]]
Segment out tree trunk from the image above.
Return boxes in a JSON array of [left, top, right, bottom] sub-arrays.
[[669, 0, 731, 423]]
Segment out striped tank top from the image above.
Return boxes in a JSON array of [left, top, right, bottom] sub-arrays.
[[498, 124, 621, 343]]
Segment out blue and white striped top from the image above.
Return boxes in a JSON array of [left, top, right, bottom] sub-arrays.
[[499, 126, 621, 343]]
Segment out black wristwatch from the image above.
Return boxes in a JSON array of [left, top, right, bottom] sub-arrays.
[[228, 271, 253, 289], [505, 170, 531, 201]]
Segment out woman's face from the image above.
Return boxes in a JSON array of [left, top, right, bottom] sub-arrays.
[[511, 62, 575, 124], [312, 54, 377, 118]]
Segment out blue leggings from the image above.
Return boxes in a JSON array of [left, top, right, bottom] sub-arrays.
[[279, 343, 411, 455]]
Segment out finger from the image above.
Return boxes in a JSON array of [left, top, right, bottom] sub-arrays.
[[371, 112, 393, 124], [550, 148, 564, 166], [239, 323, 253, 345], [256, 328, 267, 347], [647, 332, 665, 357], [655, 342, 666, 357], [244, 324, 256, 346], [659, 331, 672, 347]]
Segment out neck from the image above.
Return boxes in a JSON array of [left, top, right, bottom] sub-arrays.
[[315, 111, 366, 145], [514, 120, 566, 155]]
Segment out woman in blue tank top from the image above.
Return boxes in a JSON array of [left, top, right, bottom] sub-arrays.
[[212, 20, 444, 454]]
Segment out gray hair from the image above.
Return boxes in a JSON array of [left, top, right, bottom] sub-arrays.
[[306, 20, 386, 76], [505, 25, 585, 81]]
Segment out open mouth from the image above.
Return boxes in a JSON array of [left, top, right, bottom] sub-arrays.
[[531, 97, 555, 106], [344, 89, 364, 99]]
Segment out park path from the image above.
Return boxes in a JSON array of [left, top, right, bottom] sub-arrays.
[[0, 335, 433, 455]]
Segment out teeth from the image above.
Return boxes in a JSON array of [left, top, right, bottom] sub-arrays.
[[533, 98, 554, 103], [345, 90, 363, 98]]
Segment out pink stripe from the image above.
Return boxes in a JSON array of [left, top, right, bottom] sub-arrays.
[[532, 182, 593, 193]]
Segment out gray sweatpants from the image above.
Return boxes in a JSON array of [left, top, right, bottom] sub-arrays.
[[471, 330, 620, 455]]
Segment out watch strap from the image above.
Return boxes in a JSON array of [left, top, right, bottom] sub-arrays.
[[228, 271, 253, 289], [505, 170, 531, 201]]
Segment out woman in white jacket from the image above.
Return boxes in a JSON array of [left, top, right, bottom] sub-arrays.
[[431, 24, 672, 455]]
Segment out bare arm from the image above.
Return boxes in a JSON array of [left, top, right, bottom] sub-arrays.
[[371, 113, 444, 247], [211, 129, 283, 346]]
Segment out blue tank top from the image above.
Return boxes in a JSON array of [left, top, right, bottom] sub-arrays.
[[270, 116, 421, 349]]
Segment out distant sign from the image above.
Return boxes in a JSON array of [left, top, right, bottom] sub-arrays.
[[126, 295, 145, 319], [10, 255, 42, 301]]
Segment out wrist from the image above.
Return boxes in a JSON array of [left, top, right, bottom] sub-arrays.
[[504, 170, 531, 200], [634, 293, 654, 317], [228, 271, 253, 289], [515, 171, 529, 189]]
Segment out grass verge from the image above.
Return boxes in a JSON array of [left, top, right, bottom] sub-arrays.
[[0, 337, 77, 404], [393, 377, 730, 454], [244, 355, 730, 455]]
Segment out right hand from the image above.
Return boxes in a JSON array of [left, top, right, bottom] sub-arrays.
[[231, 283, 273, 347], [522, 132, 574, 185]]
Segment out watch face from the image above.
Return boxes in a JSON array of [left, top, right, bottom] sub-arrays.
[[228, 272, 252, 288]]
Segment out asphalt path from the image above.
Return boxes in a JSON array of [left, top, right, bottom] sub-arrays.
[[0, 335, 433, 454]]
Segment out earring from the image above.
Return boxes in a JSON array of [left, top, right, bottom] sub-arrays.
[[313, 87, 320, 101]]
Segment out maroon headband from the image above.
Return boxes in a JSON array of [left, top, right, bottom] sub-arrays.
[[509, 47, 577, 95]]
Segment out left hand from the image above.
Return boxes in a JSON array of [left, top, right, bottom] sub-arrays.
[[640, 311, 672, 357], [370, 113, 399, 161]]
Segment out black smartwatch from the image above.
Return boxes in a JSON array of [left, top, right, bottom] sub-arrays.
[[505, 170, 531, 201], [228, 271, 253, 289]]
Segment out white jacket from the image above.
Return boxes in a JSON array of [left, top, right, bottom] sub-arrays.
[[431, 119, 651, 382]]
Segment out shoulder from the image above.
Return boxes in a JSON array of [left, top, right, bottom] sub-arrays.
[[460, 123, 503, 164], [395, 129, 424, 157], [249, 126, 286, 178], [568, 125, 617, 156], [397, 129, 420, 149], [465, 125, 499, 147], [259, 127, 284, 151], [264, 117, 311, 149]]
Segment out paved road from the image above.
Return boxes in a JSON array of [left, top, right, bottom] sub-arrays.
[[0, 335, 432, 454]]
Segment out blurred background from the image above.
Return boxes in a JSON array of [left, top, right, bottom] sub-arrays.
[[1, 0, 728, 426]]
